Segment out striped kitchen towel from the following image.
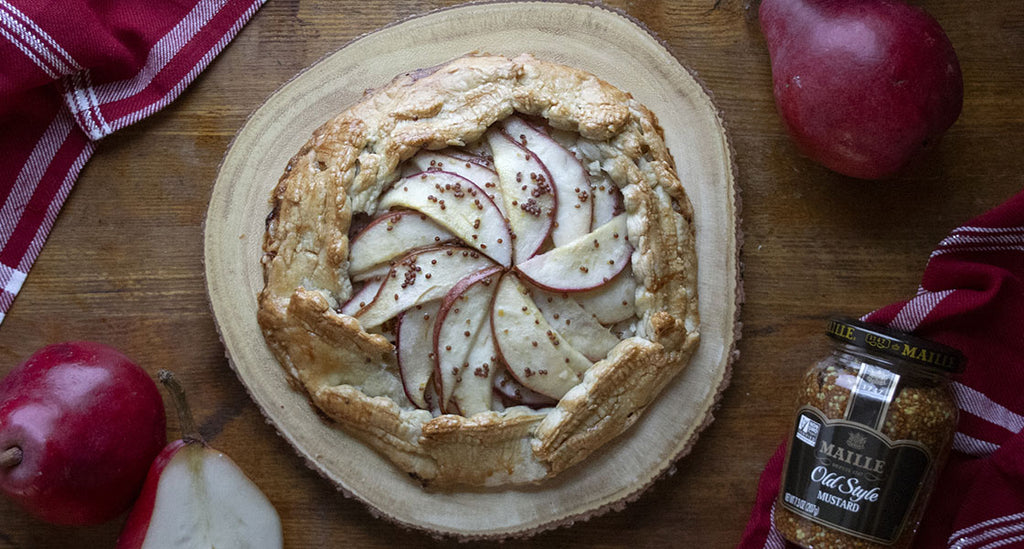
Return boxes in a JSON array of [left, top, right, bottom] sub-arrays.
[[0, 0, 265, 324], [739, 189, 1024, 549]]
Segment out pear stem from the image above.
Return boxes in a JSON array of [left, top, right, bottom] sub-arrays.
[[157, 369, 205, 445], [0, 446, 22, 469]]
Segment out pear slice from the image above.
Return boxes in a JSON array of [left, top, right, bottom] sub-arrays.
[[340, 277, 386, 316], [502, 116, 593, 245], [490, 273, 591, 400], [589, 172, 624, 228], [348, 210, 456, 277], [354, 245, 495, 329], [396, 300, 442, 410], [515, 215, 631, 292], [448, 326, 500, 416], [493, 368, 558, 409], [573, 266, 638, 325], [433, 266, 502, 412], [405, 151, 505, 215], [485, 128, 556, 263], [531, 288, 620, 361], [378, 170, 512, 266]]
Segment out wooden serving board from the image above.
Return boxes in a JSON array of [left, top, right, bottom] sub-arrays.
[[204, 1, 739, 538]]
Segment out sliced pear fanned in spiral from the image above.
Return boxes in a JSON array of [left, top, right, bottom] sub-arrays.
[[354, 245, 496, 329], [491, 273, 591, 400], [378, 171, 512, 266], [515, 214, 631, 293]]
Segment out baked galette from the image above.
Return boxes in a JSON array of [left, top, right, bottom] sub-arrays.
[[257, 53, 699, 487]]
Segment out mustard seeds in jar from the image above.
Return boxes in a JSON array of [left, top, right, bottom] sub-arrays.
[[774, 317, 963, 548]]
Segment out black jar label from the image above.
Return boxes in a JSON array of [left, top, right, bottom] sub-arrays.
[[780, 406, 933, 544]]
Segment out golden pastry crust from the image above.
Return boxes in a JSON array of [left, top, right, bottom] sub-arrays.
[[258, 53, 699, 487]]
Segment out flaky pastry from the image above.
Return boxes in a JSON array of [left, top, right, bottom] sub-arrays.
[[257, 53, 699, 487]]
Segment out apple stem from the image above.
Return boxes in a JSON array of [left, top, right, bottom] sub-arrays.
[[0, 446, 22, 469], [157, 369, 205, 445]]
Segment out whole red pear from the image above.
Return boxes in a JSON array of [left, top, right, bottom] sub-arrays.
[[760, 0, 963, 179], [0, 342, 166, 525]]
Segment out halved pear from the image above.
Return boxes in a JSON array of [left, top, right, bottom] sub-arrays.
[[432, 266, 502, 412], [117, 372, 282, 549], [502, 116, 593, 245], [485, 128, 555, 263], [378, 171, 512, 266], [348, 210, 456, 277], [396, 300, 442, 410], [515, 215, 631, 292], [354, 245, 495, 328], [490, 273, 591, 400]]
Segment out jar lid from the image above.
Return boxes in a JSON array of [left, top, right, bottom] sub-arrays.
[[826, 317, 965, 373]]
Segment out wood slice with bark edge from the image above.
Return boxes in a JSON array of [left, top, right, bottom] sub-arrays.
[[204, 1, 740, 539]]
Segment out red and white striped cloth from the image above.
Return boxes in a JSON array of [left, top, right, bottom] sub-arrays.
[[0, 0, 264, 324], [739, 189, 1024, 548]]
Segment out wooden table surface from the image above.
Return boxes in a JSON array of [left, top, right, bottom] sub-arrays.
[[1, 1, 1021, 547]]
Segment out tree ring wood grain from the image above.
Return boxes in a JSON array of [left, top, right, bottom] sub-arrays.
[[205, 1, 740, 539]]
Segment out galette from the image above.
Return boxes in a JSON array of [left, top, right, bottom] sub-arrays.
[[257, 53, 700, 487]]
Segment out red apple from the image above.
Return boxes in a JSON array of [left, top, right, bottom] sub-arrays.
[[0, 342, 166, 525], [760, 0, 963, 179]]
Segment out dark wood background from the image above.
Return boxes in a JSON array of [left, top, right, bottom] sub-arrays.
[[1, 1, 1021, 547]]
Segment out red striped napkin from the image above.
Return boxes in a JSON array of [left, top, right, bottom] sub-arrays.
[[739, 189, 1024, 548], [0, 0, 264, 324]]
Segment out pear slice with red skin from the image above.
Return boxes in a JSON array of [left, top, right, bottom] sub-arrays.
[[493, 367, 558, 409], [531, 287, 620, 361], [340, 277, 386, 316], [445, 149, 493, 169], [405, 151, 505, 215], [501, 116, 593, 245], [396, 300, 442, 410], [589, 172, 624, 228], [432, 265, 503, 413], [460, 140, 495, 165], [485, 128, 556, 263], [447, 327, 500, 416], [348, 210, 456, 277], [355, 245, 496, 329], [117, 371, 281, 549], [490, 273, 591, 400], [572, 265, 638, 325], [378, 170, 511, 266], [515, 214, 631, 293]]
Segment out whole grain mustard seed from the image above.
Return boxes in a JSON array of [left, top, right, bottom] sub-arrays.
[[775, 318, 962, 549]]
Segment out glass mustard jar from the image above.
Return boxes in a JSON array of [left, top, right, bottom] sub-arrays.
[[774, 317, 963, 548]]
